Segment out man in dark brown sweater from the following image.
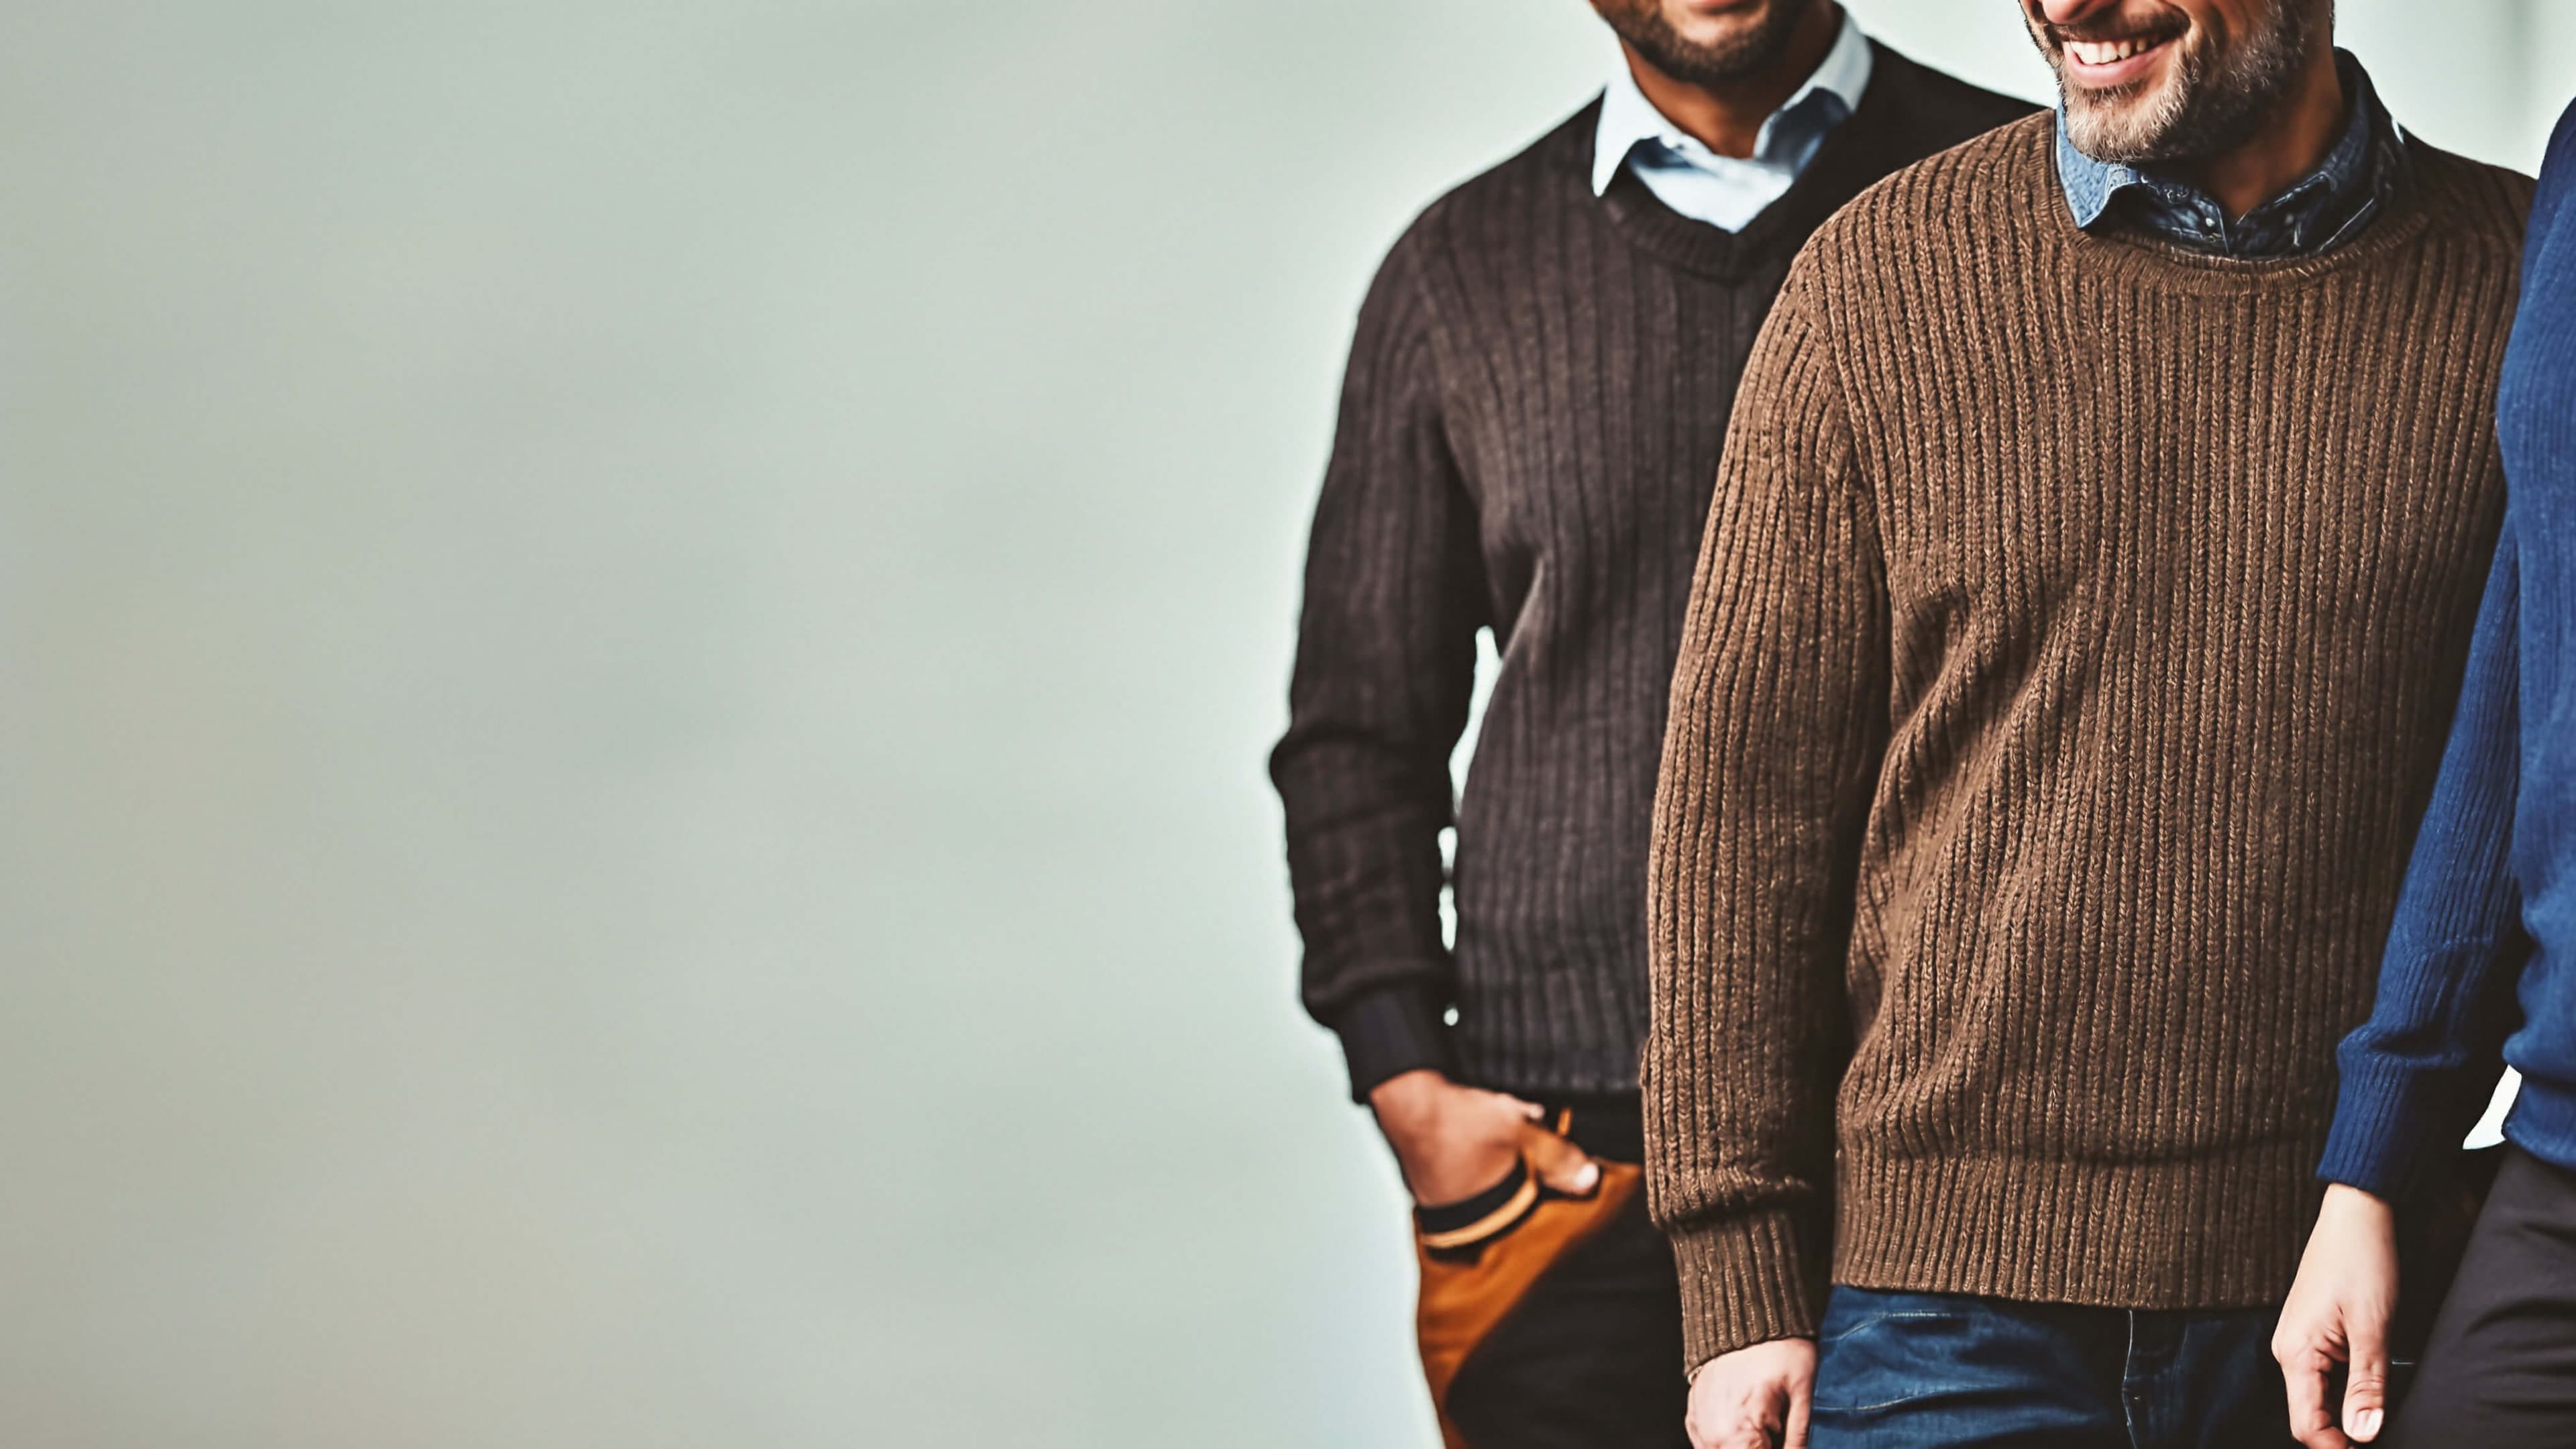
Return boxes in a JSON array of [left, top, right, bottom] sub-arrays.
[[1644, 0, 2532, 1444], [1271, 2, 2029, 1444]]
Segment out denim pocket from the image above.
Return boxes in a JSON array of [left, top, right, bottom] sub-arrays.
[[1811, 1293, 1979, 1413]]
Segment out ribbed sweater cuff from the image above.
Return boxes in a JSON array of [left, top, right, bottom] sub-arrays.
[[2317, 1056, 2446, 1200], [1335, 985, 1452, 1102], [1668, 1208, 1828, 1372]]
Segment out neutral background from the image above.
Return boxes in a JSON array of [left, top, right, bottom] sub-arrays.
[[3, 3, 2571, 1446]]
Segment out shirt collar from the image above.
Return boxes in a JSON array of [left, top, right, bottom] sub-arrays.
[[1591, 6, 1874, 197], [2054, 49, 2402, 256]]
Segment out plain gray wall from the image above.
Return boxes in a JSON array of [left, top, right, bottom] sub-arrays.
[[1, 3, 2567, 1446]]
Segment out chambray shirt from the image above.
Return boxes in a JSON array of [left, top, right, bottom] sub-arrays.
[[1591, 7, 1874, 232], [2056, 50, 2400, 258]]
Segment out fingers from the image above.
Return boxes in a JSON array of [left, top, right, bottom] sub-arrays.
[[2281, 1343, 2350, 1449], [1711, 1421, 1774, 1449], [1518, 1121, 1601, 1195], [1495, 1092, 1548, 1123], [1688, 1342, 1815, 1449], [2342, 1309, 2390, 1442], [1712, 1378, 1788, 1449], [1784, 1379, 1813, 1449]]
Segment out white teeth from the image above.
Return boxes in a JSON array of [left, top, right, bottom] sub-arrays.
[[2068, 34, 2163, 66]]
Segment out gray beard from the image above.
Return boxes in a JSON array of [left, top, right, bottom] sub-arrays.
[[2057, 6, 2319, 164]]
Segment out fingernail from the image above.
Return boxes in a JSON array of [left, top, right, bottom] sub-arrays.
[[1578, 1163, 1601, 1190], [2354, 1407, 2383, 1438]]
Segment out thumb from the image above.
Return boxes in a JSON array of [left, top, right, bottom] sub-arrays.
[[1783, 1375, 1813, 1449], [1519, 1123, 1601, 1196], [2343, 1305, 2391, 1442]]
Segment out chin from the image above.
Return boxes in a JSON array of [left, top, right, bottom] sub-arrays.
[[2061, 66, 2192, 159], [2070, 77, 2169, 127], [1666, 0, 1775, 42]]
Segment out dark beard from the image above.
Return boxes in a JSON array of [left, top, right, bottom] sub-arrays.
[[2052, 1, 2322, 164], [1591, 0, 1818, 90]]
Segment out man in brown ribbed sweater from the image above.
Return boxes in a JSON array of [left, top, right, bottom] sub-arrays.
[[1644, 1, 2533, 1445]]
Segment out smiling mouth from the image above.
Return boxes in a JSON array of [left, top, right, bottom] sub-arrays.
[[2047, 15, 2190, 85], [2065, 32, 2172, 66]]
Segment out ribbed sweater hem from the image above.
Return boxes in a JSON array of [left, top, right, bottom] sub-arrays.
[[1831, 1139, 2314, 1310]]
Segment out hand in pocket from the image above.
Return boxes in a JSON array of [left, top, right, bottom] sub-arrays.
[[1368, 1069, 1602, 1205]]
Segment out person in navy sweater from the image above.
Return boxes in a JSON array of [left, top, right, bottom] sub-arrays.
[[2272, 99, 2576, 1449]]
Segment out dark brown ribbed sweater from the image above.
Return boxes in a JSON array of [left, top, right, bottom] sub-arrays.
[[1644, 112, 2533, 1366], [1272, 48, 2033, 1099]]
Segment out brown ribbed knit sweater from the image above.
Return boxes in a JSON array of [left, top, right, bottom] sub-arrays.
[[1643, 111, 2533, 1366], [1273, 48, 2033, 1100]]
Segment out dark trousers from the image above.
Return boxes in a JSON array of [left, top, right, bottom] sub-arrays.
[[1807, 1287, 2292, 1448], [2387, 1145, 2576, 1446], [1410, 1098, 1687, 1449]]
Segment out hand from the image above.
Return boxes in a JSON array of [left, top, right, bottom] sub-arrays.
[[1366, 1069, 1600, 1205], [2273, 1183, 2400, 1448], [1686, 1338, 1817, 1449]]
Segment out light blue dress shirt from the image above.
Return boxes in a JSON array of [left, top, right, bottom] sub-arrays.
[[1590, 9, 1874, 232]]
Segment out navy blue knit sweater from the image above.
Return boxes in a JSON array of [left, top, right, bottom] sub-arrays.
[[2321, 101, 2576, 1196]]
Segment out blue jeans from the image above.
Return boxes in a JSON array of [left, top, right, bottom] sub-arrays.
[[1807, 1287, 2293, 1448]]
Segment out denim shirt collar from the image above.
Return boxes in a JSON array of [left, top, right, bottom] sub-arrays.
[[2055, 50, 2402, 258]]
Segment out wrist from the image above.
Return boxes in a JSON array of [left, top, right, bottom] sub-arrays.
[[2322, 1181, 2397, 1224], [1688, 1336, 1813, 1378], [1368, 1067, 1453, 1127]]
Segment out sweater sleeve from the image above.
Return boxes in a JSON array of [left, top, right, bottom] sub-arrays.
[[2318, 508, 2530, 1199], [1269, 229, 1487, 1101], [1644, 260, 1886, 1367]]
